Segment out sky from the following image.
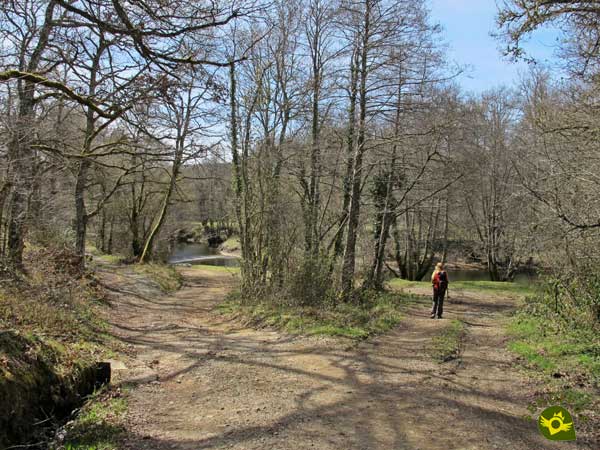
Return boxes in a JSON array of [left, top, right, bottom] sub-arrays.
[[428, 0, 562, 93]]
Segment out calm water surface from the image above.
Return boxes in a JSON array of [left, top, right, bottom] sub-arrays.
[[168, 242, 239, 267]]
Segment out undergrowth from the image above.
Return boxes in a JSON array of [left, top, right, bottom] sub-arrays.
[[220, 236, 241, 254], [507, 282, 600, 445], [0, 245, 118, 448], [1, 247, 113, 351], [507, 295, 600, 382], [52, 388, 128, 450]]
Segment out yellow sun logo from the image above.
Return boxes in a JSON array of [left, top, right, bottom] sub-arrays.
[[538, 406, 576, 440], [539, 411, 573, 436]]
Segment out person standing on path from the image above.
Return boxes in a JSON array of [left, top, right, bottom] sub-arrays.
[[431, 262, 449, 319]]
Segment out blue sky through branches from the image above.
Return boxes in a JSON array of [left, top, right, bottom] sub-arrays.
[[429, 0, 562, 92]]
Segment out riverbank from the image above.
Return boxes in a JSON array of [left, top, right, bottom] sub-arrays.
[[219, 236, 241, 257]]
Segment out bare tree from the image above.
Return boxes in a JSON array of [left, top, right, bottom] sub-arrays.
[[139, 66, 219, 262]]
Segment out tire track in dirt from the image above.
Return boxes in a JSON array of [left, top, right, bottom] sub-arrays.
[[99, 266, 592, 450]]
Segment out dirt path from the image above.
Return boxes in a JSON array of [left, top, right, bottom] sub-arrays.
[[99, 266, 592, 450]]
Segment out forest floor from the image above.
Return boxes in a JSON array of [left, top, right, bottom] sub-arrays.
[[95, 264, 596, 450]]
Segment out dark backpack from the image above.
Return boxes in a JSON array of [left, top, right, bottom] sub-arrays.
[[438, 271, 448, 287]]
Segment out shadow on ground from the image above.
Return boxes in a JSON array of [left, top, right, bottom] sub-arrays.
[[96, 266, 593, 450]]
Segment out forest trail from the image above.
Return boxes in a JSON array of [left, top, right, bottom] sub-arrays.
[[98, 266, 589, 450]]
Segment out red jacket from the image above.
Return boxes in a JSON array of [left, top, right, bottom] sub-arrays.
[[432, 271, 448, 290]]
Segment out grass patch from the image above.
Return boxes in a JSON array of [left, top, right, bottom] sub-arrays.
[[429, 319, 466, 362], [452, 280, 536, 296], [55, 389, 127, 450], [133, 263, 182, 293], [507, 287, 600, 445], [533, 388, 593, 413], [218, 291, 422, 340], [507, 312, 600, 380], [94, 254, 122, 264], [389, 278, 536, 296], [388, 278, 423, 290]]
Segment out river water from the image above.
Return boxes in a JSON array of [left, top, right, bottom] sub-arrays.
[[168, 242, 239, 267]]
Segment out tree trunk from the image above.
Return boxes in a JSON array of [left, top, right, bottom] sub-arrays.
[[5, 1, 56, 271], [340, 0, 371, 298], [306, 3, 323, 257], [333, 46, 359, 260], [441, 195, 449, 263], [229, 61, 246, 265], [7, 123, 34, 271], [107, 215, 114, 255], [131, 217, 142, 257], [139, 152, 180, 263], [74, 159, 91, 267], [98, 209, 106, 253], [0, 182, 12, 258]]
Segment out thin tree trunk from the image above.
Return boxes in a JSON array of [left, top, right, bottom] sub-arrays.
[[7, 124, 34, 271], [131, 210, 142, 257], [306, 2, 323, 257], [333, 46, 360, 260], [73, 34, 106, 270], [74, 159, 91, 266], [98, 208, 106, 253], [107, 215, 114, 255], [441, 195, 449, 263], [139, 151, 181, 263], [229, 61, 254, 292], [340, 0, 371, 297], [0, 182, 11, 258]]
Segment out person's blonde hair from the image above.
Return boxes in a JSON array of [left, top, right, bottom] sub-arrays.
[[431, 262, 444, 282]]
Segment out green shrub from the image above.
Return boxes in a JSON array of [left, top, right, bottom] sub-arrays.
[[286, 255, 337, 307]]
